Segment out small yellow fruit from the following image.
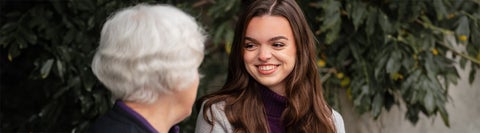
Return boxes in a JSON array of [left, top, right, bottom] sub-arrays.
[[8, 53, 12, 62], [225, 42, 232, 55], [447, 13, 455, 19], [431, 48, 439, 56], [340, 77, 350, 87], [458, 35, 468, 42], [317, 59, 326, 67], [336, 72, 344, 79], [391, 72, 404, 81], [476, 53, 480, 61], [347, 87, 353, 100]]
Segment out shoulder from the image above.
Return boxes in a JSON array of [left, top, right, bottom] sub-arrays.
[[89, 106, 149, 133], [195, 101, 233, 133], [199, 100, 228, 118], [89, 111, 138, 133], [198, 101, 228, 123], [209, 101, 226, 112], [331, 109, 345, 133]]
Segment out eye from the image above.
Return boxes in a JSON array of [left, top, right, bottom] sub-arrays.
[[244, 42, 257, 50], [272, 42, 285, 48]]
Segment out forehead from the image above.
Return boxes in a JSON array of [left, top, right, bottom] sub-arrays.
[[245, 15, 293, 40]]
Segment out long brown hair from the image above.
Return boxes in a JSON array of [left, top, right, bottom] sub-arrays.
[[199, 0, 335, 132]]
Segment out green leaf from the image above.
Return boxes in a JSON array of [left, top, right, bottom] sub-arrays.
[[402, 69, 421, 92], [375, 53, 389, 78], [455, 16, 470, 37], [321, 5, 340, 29], [438, 106, 450, 127], [384, 92, 395, 111], [433, 0, 448, 20], [378, 11, 392, 34], [425, 54, 438, 76], [406, 107, 420, 124], [423, 92, 435, 114], [76, 0, 95, 11], [24, 31, 38, 45], [469, 68, 477, 84], [1, 22, 17, 33], [386, 50, 401, 73], [365, 7, 377, 36], [371, 94, 384, 119], [51, 1, 66, 15], [56, 60, 65, 79], [16, 36, 28, 49], [64, 30, 76, 44], [460, 57, 467, 69], [386, 56, 396, 73], [41, 59, 55, 79], [419, 32, 434, 51], [470, 19, 480, 46], [224, 0, 237, 11], [8, 45, 21, 61], [325, 21, 341, 44], [319, 0, 341, 44], [337, 43, 351, 61], [349, 1, 367, 31], [446, 69, 460, 85], [401, 55, 415, 71], [213, 22, 226, 45], [225, 27, 234, 46], [82, 69, 95, 92], [87, 17, 95, 30]]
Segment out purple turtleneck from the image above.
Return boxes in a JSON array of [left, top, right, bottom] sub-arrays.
[[260, 87, 287, 133]]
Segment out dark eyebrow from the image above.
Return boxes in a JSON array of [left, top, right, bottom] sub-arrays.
[[245, 36, 259, 44], [269, 36, 288, 42], [245, 36, 288, 43]]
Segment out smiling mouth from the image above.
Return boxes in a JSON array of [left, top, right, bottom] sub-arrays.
[[256, 64, 280, 74], [258, 65, 275, 70]]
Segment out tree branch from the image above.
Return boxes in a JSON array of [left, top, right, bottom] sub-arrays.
[[437, 41, 480, 65]]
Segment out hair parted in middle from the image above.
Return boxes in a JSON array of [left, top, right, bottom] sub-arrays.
[[199, 0, 336, 132]]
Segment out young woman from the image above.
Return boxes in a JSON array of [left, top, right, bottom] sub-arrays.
[[89, 4, 205, 133], [195, 0, 344, 133]]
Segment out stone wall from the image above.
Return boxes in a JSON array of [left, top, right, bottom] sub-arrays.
[[339, 64, 480, 133]]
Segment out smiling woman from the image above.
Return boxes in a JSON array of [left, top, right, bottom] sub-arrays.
[[194, 0, 345, 133], [243, 16, 296, 96]]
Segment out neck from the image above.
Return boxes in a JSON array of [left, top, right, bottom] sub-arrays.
[[124, 94, 184, 133], [268, 82, 286, 96]]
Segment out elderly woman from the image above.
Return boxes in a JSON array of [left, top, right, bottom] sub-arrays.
[[89, 4, 205, 133]]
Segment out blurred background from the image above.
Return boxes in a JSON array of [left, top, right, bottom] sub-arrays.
[[1, 0, 479, 132]]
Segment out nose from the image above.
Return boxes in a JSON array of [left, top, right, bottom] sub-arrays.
[[258, 46, 272, 61]]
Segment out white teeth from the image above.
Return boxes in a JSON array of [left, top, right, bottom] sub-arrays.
[[259, 65, 275, 71]]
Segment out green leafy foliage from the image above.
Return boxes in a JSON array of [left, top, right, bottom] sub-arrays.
[[1, 0, 479, 132], [311, 0, 480, 127]]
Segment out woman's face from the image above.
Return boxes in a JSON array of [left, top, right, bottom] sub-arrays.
[[243, 15, 296, 96]]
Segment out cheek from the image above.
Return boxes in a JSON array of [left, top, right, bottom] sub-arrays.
[[275, 51, 296, 63], [243, 54, 256, 75], [188, 76, 200, 99], [287, 46, 297, 66], [243, 52, 256, 66]]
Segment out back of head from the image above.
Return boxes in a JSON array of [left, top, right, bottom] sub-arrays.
[[91, 4, 205, 104]]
